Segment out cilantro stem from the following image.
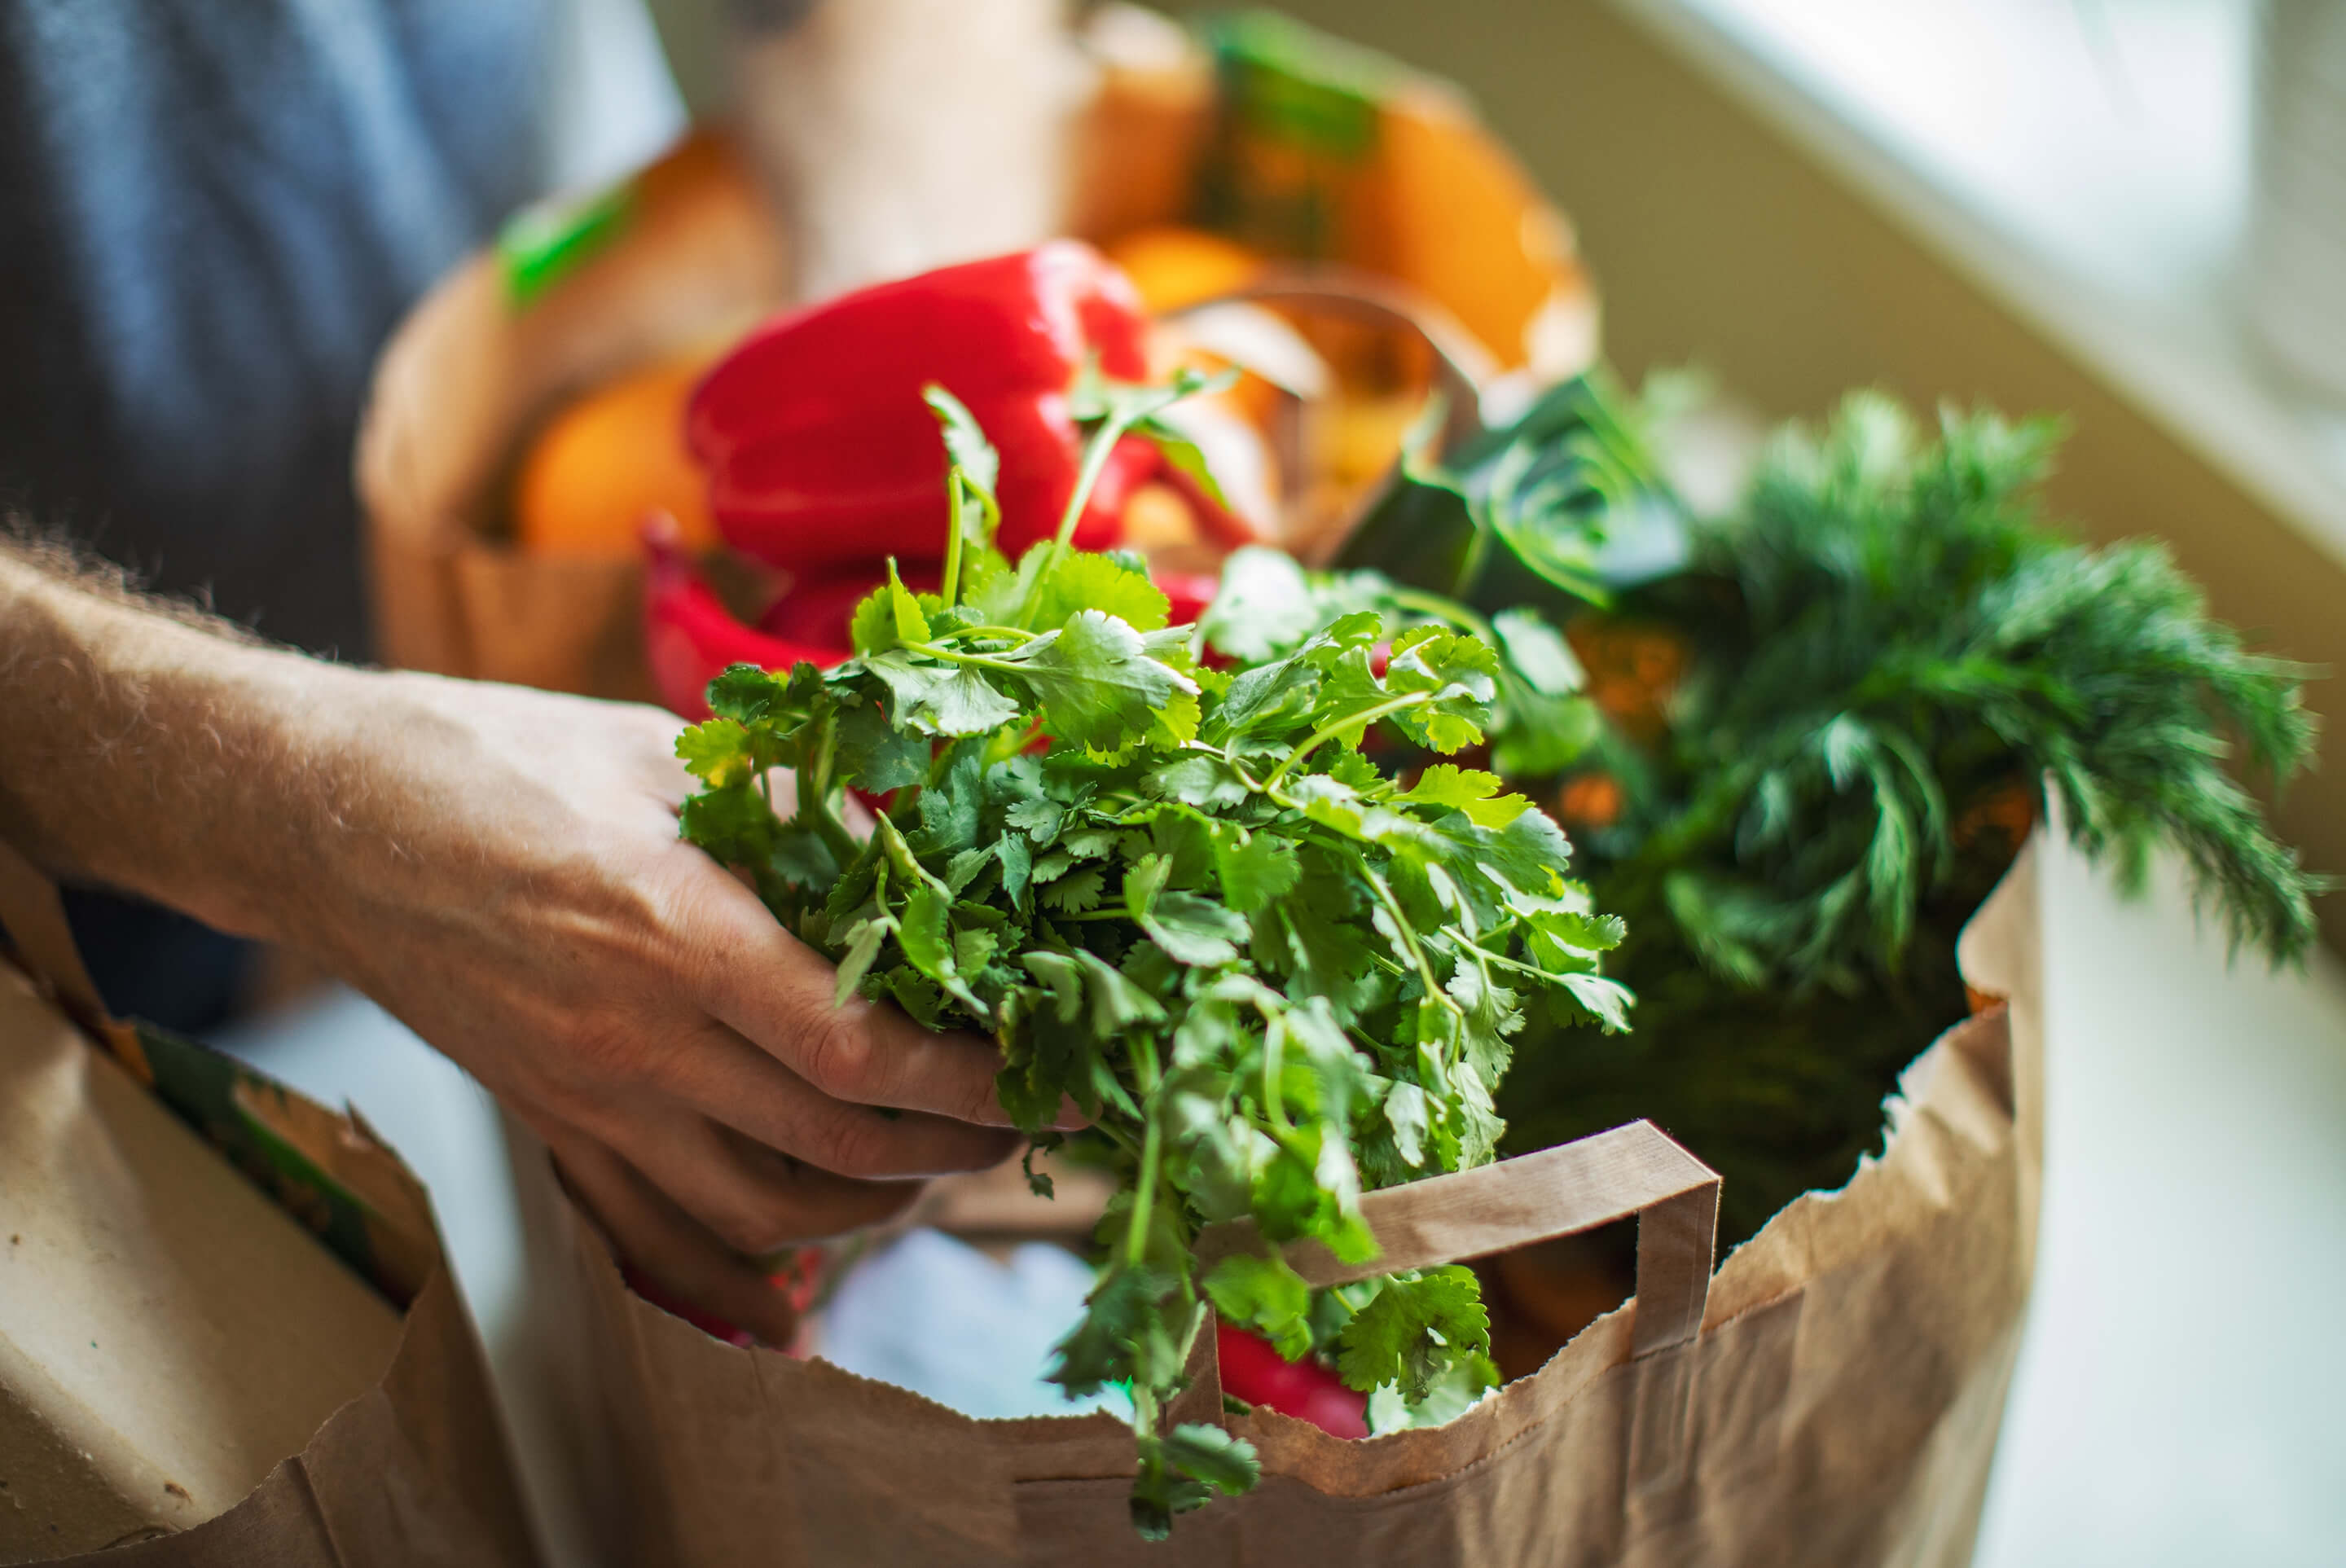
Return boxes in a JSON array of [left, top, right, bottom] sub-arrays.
[[1016, 415, 1131, 628], [1130, 1032, 1162, 1097], [1386, 588, 1498, 649], [809, 712, 836, 797], [1011, 365, 1225, 630], [797, 716, 859, 867], [1263, 693, 1430, 788], [940, 470, 967, 609], [906, 639, 1030, 678], [1127, 1109, 1162, 1267], [1055, 421, 1127, 558], [1470, 943, 1574, 983], [1261, 1021, 1292, 1133], [1091, 1119, 1144, 1161], [1364, 866, 1462, 1026]]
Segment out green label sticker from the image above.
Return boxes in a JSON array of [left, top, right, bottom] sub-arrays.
[[132, 1021, 421, 1307], [497, 180, 638, 307]]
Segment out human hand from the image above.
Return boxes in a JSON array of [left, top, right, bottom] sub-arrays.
[[277, 671, 1030, 1341]]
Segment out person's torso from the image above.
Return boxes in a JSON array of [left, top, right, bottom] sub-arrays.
[[0, 0, 563, 656]]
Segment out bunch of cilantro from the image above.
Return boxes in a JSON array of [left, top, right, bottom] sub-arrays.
[[672, 382, 1629, 1538]]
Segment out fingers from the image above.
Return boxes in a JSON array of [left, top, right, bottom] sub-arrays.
[[646, 1016, 1021, 1180], [599, 1095, 943, 1250], [660, 776, 1081, 1135], [687, 876, 1021, 1127], [562, 1082, 952, 1250], [547, 1130, 806, 1347]]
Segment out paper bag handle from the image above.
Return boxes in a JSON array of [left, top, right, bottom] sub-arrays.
[[1195, 1119, 1719, 1360]]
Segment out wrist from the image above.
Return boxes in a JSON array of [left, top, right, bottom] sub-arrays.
[[176, 648, 379, 949]]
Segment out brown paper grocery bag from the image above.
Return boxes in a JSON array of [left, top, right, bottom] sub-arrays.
[[0, 848, 541, 1566], [509, 844, 2041, 1566]]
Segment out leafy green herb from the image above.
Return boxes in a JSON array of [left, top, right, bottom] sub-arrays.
[[1330, 1265, 1492, 1402], [1198, 545, 1605, 783], [674, 384, 1626, 1538]]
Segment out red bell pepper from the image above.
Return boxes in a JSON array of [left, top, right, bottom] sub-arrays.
[[688, 242, 1158, 574], [1215, 1322, 1369, 1439], [619, 1250, 825, 1351], [757, 562, 934, 649], [650, 244, 1260, 718], [1151, 569, 1222, 630], [644, 520, 848, 718]]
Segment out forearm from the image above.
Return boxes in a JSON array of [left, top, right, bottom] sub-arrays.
[[0, 537, 359, 943]]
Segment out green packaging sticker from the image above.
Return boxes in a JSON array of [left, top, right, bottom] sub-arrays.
[[497, 179, 637, 307], [1209, 11, 1392, 160], [132, 1021, 422, 1307]]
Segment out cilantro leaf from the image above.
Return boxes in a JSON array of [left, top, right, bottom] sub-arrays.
[[1211, 828, 1299, 913], [1198, 546, 1323, 662], [1160, 1423, 1259, 1496], [1024, 551, 1172, 635], [1050, 1264, 1177, 1397], [833, 701, 928, 792], [1332, 1267, 1492, 1401], [1203, 1252, 1313, 1359], [1492, 607, 1583, 696], [864, 649, 1021, 735], [1382, 626, 1499, 753], [1003, 610, 1197, 753], [675, 718, 755, 787], [923, 383, 1000, 495]]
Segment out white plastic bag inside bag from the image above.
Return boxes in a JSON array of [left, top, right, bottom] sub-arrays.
[[814, 1228, 1122, 1421]]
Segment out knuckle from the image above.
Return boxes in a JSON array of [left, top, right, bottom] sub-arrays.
[[617, 853, 706, 970], [794, 1013, 876, 1102]]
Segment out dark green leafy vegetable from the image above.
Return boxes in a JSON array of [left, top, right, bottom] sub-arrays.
[[673, 387, 1628, 1538], [1335, 372, 1658, 610]]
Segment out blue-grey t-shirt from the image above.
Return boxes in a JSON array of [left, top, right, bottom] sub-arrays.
[[0, 0, 565, 659]]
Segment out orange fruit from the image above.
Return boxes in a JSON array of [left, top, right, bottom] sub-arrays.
[[513, 354, 718, 557], [1102, 225, 1266, 314], [1555, 772, 1625, 830]]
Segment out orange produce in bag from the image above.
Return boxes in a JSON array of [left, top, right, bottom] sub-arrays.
[[513, 353, 719, 558]]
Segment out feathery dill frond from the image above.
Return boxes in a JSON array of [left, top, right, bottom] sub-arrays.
[[1499, 390, 2326, 1244], [1628, 391, 2322, 984]]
